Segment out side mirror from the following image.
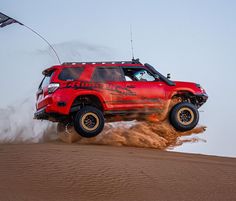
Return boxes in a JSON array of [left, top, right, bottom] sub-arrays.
[[154, 75, 160, 81], [167, 73, 171, 79]]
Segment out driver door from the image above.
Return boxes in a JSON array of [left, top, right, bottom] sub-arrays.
[[122, 66, 166, 110]]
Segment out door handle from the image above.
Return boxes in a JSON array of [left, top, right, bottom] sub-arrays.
[[127, 85, 135, 88]]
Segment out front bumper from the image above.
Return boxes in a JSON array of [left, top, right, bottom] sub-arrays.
[[195, 93, 208, 108]]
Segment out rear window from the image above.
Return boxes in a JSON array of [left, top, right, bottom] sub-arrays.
[[58, 67, 84, 81]]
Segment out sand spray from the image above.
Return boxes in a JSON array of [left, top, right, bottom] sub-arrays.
[[0, 97, 206, 149]]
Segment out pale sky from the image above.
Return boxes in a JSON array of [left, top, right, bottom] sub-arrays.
[[1, 0, 236, 157]]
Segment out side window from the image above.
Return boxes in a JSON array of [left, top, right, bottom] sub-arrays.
[[58, 67, 84, 81], [92, 67, 125, 82], [122, 67, 156, 82], [125, 76, 133, 81], [38, 71, 54, 89]]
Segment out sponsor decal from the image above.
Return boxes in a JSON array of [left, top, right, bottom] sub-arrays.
[[64, 82, 136, 96]]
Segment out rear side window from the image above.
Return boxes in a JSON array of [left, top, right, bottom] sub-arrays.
[[39, 71, 54, 89], [92, 67, 124, 82], [58, 67, 84, 81]]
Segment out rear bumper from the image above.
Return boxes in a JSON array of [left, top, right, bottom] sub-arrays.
[[34, 108, 49, 120], [36, 90, 73, 117], [34, 108, 69, 122]]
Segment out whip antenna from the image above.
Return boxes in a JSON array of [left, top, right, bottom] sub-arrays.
[[23, 24, 61, 64], [130, 25, 135, 60]]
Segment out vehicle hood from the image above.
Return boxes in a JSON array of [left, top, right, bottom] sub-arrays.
[[173, 81, 196, 87], [172, 81, 207, 95]]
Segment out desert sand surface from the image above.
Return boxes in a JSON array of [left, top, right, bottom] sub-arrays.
[[0, 143, 235, 201]]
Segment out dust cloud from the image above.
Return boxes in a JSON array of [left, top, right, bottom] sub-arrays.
[[58, 98, 206, 149], [78, 121, 206, 150], [57, 120, 206, 150], [0, 98, 57, 144]]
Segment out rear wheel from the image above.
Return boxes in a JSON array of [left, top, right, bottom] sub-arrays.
[[169, 102, 199, 131], [74, 106, 104, 138]]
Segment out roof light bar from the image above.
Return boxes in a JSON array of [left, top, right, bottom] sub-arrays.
[[62, 58, 141, 66]]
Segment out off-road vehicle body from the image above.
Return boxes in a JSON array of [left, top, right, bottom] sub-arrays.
[[34, 59, 208, 138]]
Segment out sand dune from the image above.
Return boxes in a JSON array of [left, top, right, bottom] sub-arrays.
[[0, 143, 235, 201]]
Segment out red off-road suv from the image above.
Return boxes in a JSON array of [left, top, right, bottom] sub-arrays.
[[34, 59, 208, 138]]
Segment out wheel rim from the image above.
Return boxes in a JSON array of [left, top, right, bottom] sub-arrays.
[[177, 107, 194, 125], [81, 112, 99, 131]]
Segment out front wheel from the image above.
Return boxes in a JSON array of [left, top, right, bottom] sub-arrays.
[[169, 102, 199, 131], [74, 106, 105, 138]]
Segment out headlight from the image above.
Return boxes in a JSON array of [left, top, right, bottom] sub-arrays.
[[196, 83, 202, 88], [196, 83, 206, 93]]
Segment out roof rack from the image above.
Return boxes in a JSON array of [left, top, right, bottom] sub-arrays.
[[62, 58, 141, 65]]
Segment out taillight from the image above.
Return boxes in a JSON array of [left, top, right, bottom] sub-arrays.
[[48, 83, 60, 94]]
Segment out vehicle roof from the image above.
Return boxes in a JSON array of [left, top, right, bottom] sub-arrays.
[[42, 59, 144, 75]]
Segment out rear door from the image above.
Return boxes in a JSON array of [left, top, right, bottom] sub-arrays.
[[91, 66, 129, 110]]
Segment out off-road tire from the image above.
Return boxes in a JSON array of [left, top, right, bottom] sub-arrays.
[[74, 106, 104, 138], [169, 102, 199, 131]]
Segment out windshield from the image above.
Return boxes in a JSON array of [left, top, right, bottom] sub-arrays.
[[144, 63, 175, 86]]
